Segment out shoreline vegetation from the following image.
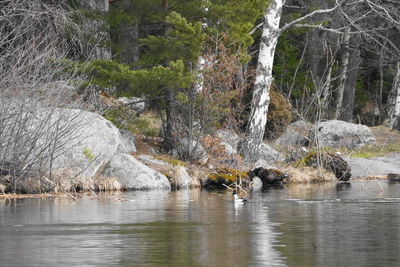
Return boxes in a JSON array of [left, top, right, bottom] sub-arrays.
[[1, 106, 400, 197], [0, 176, 393, 200], [1, 1, 400, 198], [1, 102, 399, 197]]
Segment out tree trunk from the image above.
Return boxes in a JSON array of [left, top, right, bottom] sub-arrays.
[[163, 88, 177, 152], [389, 62, 400, 130], [110, 0, 139, 65], [81, 0, 111, 60], [321, 63, 333, 115], [334, 27, 350, 120], [339, 48, 361, 122], [241, 0, 284, 160]]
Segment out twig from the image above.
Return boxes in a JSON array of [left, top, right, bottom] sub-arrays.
[[64, 192, 77, 200], [88, 187, 97, 198], [376, 180, 384, 192], [222, 183, 234, 190]]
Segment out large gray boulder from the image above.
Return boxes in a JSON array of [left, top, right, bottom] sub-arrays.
[[173, 138, 206, 160], [118, 97, 146, 114], [216, 130, 241, 149], [119, 129, 136, 153], [257, 143, 285, 163], [219, 142, 237, 156], [138, 155, 193, 189], [214, 130, 241, 157], [104, 153, 171, 190], [275, 120, 312, 147], [49, 109, 129, 178], [314, 120, 376, 148]]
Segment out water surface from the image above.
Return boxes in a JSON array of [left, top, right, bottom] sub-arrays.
[[1, 181, 400, 266]]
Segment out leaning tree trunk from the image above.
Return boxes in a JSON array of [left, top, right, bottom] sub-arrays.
[[389, 62, 400, 130], [241, 0, 284, 160], [334, 27, 350, 120]]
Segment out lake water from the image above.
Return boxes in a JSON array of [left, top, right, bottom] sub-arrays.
[[1, 181, 400, 266]]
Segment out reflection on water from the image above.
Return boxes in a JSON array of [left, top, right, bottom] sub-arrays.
[[1, 182, 400, 266]]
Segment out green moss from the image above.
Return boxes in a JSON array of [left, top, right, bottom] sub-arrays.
[[208, 173, 238, 184], [82, 147, 96, 162], [207, 168, 249, 185], [349, 144, 400, 158], [295, 152, 317, 167], [320, 143, 400, 159], [155, 156, 186, 166]]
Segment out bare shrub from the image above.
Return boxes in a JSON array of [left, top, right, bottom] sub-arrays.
[[0, 1, 98, 193]]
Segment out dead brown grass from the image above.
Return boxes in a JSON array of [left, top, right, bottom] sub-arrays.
[[0, 193, 59, 199], [47, 169, 122, 193], [284, 166, 336, 184]]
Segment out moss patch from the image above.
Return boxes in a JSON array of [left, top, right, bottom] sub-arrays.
[[204, 168, 249, 189], [154, 156, 187, 166]]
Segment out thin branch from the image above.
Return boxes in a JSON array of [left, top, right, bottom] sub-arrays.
[[279, 0, 346, 33]]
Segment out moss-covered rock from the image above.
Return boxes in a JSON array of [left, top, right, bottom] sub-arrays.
[[204, 168, 249, 189], [300, 152, 352, 181], [248, 167, 289, 187]]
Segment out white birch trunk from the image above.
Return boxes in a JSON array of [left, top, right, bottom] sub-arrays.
[[334, 27, 350, 120], [241, 0, 284, 160], [390, 62, 400, 130]]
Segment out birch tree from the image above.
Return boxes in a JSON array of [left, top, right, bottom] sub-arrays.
[[334, 27, 350, 120], [241, 0, 345, 160], [389, 63, 400, 130], [242, 0, 400, 159], [240, 0, 284, 160]]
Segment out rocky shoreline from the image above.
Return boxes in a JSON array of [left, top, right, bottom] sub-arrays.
[[1, 105, 400, 195]]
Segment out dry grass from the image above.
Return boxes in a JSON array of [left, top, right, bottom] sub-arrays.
[[352, 175, 388, 181], [48, 169, 122, 193], [284, 166, 336, 184], [0, 193, 59, 199]]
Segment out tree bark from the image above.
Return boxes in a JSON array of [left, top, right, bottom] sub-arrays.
[[389, 62, 400, 130], [163, 88, 177, 152], [339, 47, 361, 122], [241, 0, 284, 160], [334, 27, 350, 120], [109, 0, 139, 65], [81, 0, 111, 60]]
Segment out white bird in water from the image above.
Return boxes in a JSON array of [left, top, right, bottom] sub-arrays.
[[233, 190, 247, 204]]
